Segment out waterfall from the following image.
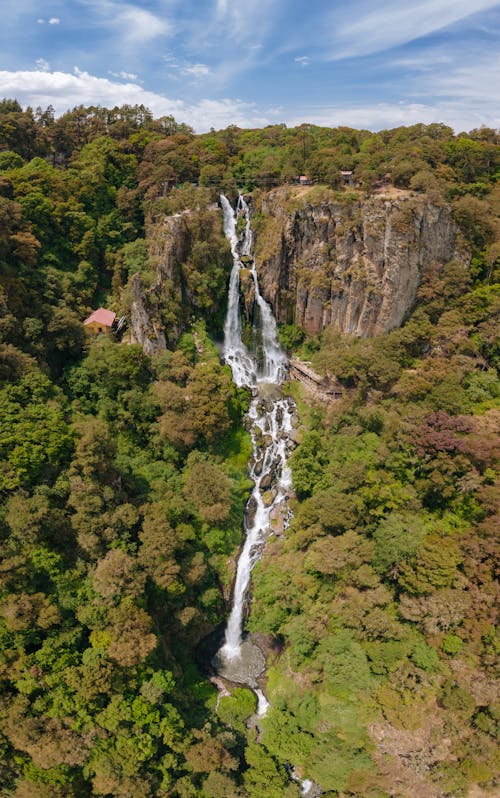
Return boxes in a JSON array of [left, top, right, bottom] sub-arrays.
[[214, 194, 318, 797], [215, 193, 295, 677], [220, 194, 256, 388], [221, 193, 288, 388], [221, 396, 294, 658]]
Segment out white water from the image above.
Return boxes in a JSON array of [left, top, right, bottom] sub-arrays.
[[221, 194, 288, 388], [218, 193, 294, 663], [255, 688, 270, 717], [221, 397, 293, 658], [217, 194, 317, 795]]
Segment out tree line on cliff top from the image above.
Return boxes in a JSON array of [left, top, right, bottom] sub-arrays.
[[0, 99, 498, 797]]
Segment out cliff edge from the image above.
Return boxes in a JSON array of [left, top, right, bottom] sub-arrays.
[[253, 186, 468, 337]]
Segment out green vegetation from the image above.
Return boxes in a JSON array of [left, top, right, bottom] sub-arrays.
[[249, 260, 499, 795], [0, 98, 498, 796]]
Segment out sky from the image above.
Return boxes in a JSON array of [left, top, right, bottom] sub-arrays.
[[0, 0, 499, 133]]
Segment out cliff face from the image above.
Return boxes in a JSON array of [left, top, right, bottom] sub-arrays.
[[254, 188, 466, 337], [129, 214, 190, 354], [128, 189, 467, 354]]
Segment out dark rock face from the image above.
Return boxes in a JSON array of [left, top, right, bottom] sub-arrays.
[[254, 190, 467, 337], [128, 273, 167, 355], [129, 214, 190, 354], [130, 191, 468, 355]]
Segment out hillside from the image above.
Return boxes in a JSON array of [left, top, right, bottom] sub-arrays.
[[0, 100, 498, 798]]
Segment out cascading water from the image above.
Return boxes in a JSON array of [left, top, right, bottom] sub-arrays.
[[214, 194, 318, 797], [214, 193, 295, 688], [220, 194, 256, 387], [221, 395, 293, 660]]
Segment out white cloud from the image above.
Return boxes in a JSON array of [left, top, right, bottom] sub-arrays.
[[289, 48, 500, 132], [390, 53, 455, 72], [0, 67, 274, 131], [109, 70, 139, 81], [116, 5, 170, 44], [2, 47, 499, 136], [36, 58, 50, 71], [290, 97, 499, 134], [181, 63, 211, 79], [163, 55, 211, 80], [37, 18, 44, 24], [48, 17, 60, 25], [294, 56, 310, 67], [328, 0, 499, 59]]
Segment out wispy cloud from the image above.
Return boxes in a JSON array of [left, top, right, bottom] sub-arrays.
[[197, 0, 283, 54], [36, 58, 50, 71], [163, 53, 212, 81], [289, 47, 500, 132], [390, 53, 455, 71], [328, 0, 500, 59], [413, 51, 500, 106], [81, 1, 172, 46], [181, 63, 211, 79], [116, 5, 170, 44], [171, 0, 286, 88], [214, 0, 273, 42], [109, 69, 139, 80], [295, 56, 310, 67]]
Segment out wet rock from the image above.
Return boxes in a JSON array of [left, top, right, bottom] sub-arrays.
[[257, 382, 283, 401], [212, 640, 266, 688], [245, 496, 258, 527], [259, 471, 274, 491], [262, 489, 277, 507], [239, 268, 256, 321], [252, 456, 264, 476], [261, 434, 273, 450], [269, 501, 288, 536]]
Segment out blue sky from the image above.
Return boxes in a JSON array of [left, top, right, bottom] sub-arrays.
[[0, 0, 499, 132]]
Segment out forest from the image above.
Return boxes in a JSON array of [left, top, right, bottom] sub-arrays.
[[0, 98, 498, 797]]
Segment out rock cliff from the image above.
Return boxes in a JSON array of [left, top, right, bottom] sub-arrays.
[[253, 187, 467, 337], [129, 213, 190, 354], [129, 189, 468, 354]]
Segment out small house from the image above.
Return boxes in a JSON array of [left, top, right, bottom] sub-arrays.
[[83, 307, 116, 335], [340, 170, 354, 186]]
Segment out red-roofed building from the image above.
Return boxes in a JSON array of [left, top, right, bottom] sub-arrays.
[[83, 308, 116, 335]]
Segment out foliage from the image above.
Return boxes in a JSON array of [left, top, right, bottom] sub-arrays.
[[0, 101, 498, 797]]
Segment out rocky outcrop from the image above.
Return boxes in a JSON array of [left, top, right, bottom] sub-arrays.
[[128, 206, 232, 354], [253, 188, 467, 337], [289, 356, 344, 403], [129, 213, 190, 354]]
